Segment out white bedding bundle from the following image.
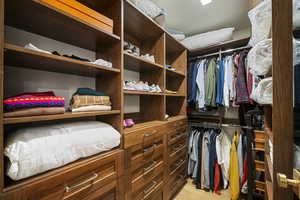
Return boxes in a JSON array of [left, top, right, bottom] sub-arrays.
[[5, 121, 121, 180], [247, 39, 272, 76]]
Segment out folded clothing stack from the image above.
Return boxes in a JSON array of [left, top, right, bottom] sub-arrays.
[[70, 88, 112, 112], [4, 91, 65, 118]]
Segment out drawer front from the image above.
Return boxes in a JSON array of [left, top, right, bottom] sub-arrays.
[[133, 173, 164, 200], [169, 150, 187, 176], [131, 161, 164, 193], [169, 138, 187, 158], [131, 146, 164, 181], [124, 125, 166, 149], [167, 120, 187, 134], [168, 126, 187, 146], [26, 150, 123, 200], [166, 165, 186, 200], [130, 142, 164, 173], [82, 180, 119, 200]]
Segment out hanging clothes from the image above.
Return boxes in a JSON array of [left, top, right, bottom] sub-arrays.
[[229, 133, 240, 200], [205, 59, 217, 107], [236, 51, 250, 104]]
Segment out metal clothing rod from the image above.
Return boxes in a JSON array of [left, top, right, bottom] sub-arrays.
[[189, 121, 253, 130], [190, 45, 251, 61]]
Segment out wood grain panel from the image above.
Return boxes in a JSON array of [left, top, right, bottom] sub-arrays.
[[272, 0, 293, 199]]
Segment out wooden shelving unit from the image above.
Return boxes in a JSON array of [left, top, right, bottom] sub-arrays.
[[0, 0, 187, 198]]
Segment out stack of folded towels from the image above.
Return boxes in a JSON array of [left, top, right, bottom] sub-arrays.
[[70, 88, 112, 112], [4, 91, 65, 118]]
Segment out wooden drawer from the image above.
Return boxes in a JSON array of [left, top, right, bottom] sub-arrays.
[[168, 127, 187, 146], [134, 181, 163, 200], [22, 150, 124, 200], [169, 138, 187, 157], [124, 124, 166, 149], [167, 119, 187, 133], [131, 146, 164, 181], [169, 153, 187, 176], [131, 161, 164, 193], [255, 139, 265, 150], [166, 164, 186, 200], [133, 172, 164, 200]]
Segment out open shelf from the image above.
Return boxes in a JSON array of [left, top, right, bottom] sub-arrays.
[[166, 33, 186, 58], [5, 0, 120, 51], [124, 90, 164, 96], [124, 120, 163, 134], [3, 110, 121, 125], [4, 44, 120, 77], [165, 93, 186, 97], [124, 0, 164, 42], [166, 68, 185, 77], [124, 52, 164, 72]]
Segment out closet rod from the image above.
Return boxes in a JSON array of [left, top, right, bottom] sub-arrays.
[[189, 122, 253, 130], [189, 45, 251, 61]]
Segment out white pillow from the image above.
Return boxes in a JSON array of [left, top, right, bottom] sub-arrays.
[[181, 28, 235, 52], [247, 39, 272, 76], [250, 77, 272, 105], [5, 121, 121, 180], [294, 0, 300, 28], [248, 0, 272, 47], [129, 0, 162, 19]]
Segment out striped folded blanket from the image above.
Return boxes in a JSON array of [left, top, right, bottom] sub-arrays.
[[4, 93, 65, 112], [70, 95, 111, 109]]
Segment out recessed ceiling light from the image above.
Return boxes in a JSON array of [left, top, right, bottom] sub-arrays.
[[200, 0, 212, 6]]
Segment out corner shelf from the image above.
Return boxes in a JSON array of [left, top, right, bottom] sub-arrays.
[[4, 44, 120, 77], [3, 110, 121, 125], [5, 0, 120, 51], [124, 0, 164, 41], [123, 90, 164, 96], [124, 52, 164, 72]]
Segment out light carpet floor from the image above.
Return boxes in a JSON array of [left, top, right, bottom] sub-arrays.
[[174, 179, 231, 200]]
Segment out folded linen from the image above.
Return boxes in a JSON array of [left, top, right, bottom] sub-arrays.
[[71, 95, 111, 109], [4, 95, 65, 112], [5, 121, 121, 180], [73, 88, 108, 97], [4, 107, 65, 118], [71, 105, 112, 112]]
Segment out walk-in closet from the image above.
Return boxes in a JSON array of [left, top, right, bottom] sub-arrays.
[[0, 0, 297, 199]]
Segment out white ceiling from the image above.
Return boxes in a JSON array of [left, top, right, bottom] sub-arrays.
[[152, 0, 251, 36]]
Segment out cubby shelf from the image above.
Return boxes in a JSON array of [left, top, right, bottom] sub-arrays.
[[4, 44, 120, 77], [165, 93, 186, 97], [3, 110, 121, 125], [166, 68, 186, 77], [123, 90, 164, 96], [5, 0, 120, 51], [124, 52, 164, 72]]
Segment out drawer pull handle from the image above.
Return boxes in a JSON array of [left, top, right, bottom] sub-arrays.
[[143, 181, 157, 194], [174, 159, 184, 167], [173, 145, 184, 151], [144, 130, 158, 137], [65, 173, 98, 193], [144, 161, 157, 172], [143, 144, 157, 153]]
